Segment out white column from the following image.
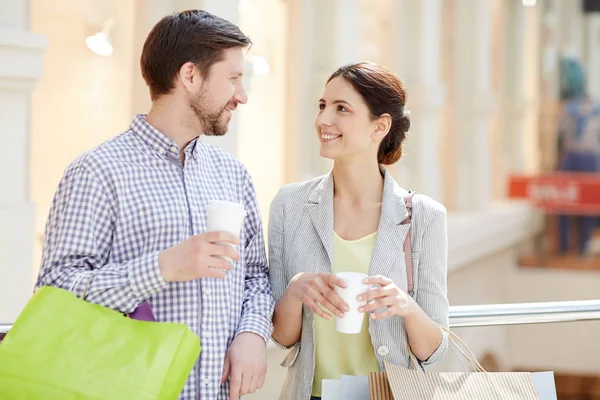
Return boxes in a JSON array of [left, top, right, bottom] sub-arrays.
[[393, 0, 445, 202], [504, 1, 542, 175], [586, 14, 600, 100], [537, 0, 563, 171], [454, 0, 495, 211], [0, 1, 47, 322], [559, 0, 585, 58], [283, 0, 315, 182], [285, 0, 361, 181], [504, 1, 527, 175], [235, 0, 287, 218], [334, 0, 360, 67]]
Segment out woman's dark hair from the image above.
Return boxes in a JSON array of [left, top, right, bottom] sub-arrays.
[[141, 10, 252, 101], [327, 62, 410, 165]]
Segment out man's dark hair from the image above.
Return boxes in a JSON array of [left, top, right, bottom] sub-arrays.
[[141, 10, 251, 101]]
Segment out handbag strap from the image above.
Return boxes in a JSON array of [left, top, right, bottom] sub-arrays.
[[402, 194, 486, 374], [402, 191, 415, 294]]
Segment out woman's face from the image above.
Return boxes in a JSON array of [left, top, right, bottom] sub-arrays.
[[314, 76, 383, 163]]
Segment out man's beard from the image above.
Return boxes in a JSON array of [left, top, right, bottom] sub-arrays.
[[191, 90, 231, 136]]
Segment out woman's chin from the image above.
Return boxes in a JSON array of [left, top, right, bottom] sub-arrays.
[[319, 148, 337, 160]]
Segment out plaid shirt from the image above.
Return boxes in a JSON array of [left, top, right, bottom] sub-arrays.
[[36, 114, 274, 399]]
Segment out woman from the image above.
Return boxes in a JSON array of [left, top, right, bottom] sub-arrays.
[[268, 62, 449, 400]]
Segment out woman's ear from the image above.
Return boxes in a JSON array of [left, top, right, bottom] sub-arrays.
[[372, 113, 392, 140]]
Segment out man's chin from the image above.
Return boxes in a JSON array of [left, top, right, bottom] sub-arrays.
[[205, 124, 229, 137]]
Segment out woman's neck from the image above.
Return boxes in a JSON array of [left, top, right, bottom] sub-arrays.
[[332, 159, 384, 206]]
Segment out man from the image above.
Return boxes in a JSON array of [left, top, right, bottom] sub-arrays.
[[35, 10, 274, 400], [556, 57, 600, 256]]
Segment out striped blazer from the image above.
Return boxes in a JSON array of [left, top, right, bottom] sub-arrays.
[[268, 168, 450, 400]]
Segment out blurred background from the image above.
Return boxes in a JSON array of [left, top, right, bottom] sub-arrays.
[[2, 0, 600, 398]]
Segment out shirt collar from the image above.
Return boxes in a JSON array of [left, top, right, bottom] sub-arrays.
[[130, 114, 200, 159]]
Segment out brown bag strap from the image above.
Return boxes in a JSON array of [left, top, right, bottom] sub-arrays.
[[402, 192, 415, 294]]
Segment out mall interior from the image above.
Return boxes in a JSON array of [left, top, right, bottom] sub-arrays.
[[1, 0, 600, 398]]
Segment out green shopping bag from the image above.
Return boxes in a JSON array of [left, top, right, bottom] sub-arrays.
[[0, 286, 201, 399]]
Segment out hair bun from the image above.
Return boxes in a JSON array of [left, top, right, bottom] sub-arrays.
[[398, 110, 411, 133]]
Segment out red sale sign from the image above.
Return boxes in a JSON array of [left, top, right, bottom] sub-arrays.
[[508, 173, 600, 215]]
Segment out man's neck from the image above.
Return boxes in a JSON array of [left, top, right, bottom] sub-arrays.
[[144, 98, 203, 150]]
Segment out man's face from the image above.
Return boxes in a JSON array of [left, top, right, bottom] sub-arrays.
[[191, 47, 248, 136]]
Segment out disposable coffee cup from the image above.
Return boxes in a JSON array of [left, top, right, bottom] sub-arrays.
[[206, 200, 246, 264], [334, 272, 371, 334]]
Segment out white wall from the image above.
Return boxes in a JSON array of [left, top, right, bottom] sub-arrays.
[[0, 0, 47, 323], [29, 0, 136, 279]]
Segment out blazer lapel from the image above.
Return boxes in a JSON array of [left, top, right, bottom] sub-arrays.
[[369, 169, 410, 279], [305, 171, 335, 268]]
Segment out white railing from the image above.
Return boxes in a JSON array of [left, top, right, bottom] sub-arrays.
[[448, 300, 600, 327], [2, 299, 600, 337]]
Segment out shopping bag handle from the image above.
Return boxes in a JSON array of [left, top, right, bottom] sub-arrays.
[[68, 271, 154, 321], [69, 271, 94, 300], [408, 327, 486, 373]]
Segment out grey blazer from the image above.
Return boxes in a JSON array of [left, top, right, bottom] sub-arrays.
[[268, 168, 450, 400]]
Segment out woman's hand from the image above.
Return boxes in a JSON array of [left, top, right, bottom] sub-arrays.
[[358, 275, 416, 320], [287, 272, 350, 320]]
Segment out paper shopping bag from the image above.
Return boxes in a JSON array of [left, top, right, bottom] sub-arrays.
[[368, 326, 557, 400]]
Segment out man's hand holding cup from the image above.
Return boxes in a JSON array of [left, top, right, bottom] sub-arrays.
[[159, 200, 246, 281]]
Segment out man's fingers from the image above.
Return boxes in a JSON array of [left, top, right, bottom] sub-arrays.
[[210, 243, 240, 262], [229, 367, 242, 400], [239, 373, 252, 396], [207, 255, 233, 271], [204, 231, 240, 245], [221, 353, 231, 384], [205, 266, 227, 279], [257, 374, 266, 390], [246, 373, 259, 395]]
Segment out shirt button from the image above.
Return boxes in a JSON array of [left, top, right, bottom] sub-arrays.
[[204, 289, 210, 297], [204, 378, 210, 386], [377, 345, 390, 356], [170, 146, 178, 153], [158, 148, 166, 156]]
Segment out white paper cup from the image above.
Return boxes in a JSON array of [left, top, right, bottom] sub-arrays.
[[334, 272, 371, 334], [206, 200, 246, 264]]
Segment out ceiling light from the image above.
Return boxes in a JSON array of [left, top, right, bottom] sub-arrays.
[[86, 18, 115, 57]]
